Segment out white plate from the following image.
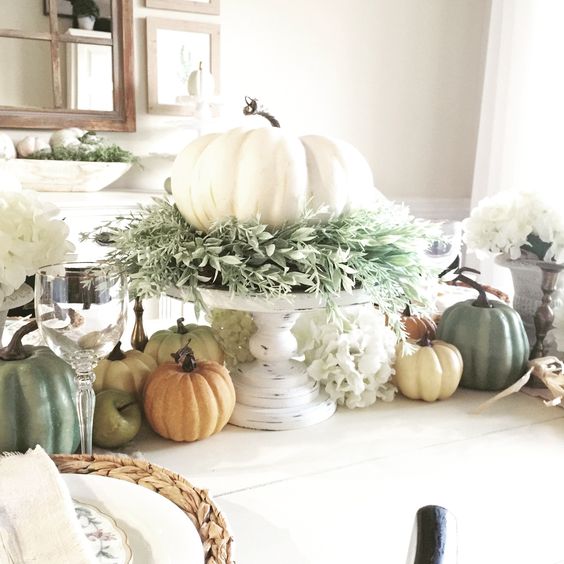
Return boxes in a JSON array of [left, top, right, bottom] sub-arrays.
[[63, 474, 204, 564]]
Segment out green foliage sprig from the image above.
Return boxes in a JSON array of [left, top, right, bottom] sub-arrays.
[[88, 199, 440, 335], [27, 144, 136, 164]]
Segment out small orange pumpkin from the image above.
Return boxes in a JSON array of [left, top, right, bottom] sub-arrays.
[[143, 345, 235, 442], [401, 306, 437, 341]]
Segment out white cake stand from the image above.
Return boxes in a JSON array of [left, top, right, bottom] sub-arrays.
[[196, 288, 372, 431]]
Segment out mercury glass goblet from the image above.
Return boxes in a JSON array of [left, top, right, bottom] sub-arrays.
[[35, 263, 128, 455]]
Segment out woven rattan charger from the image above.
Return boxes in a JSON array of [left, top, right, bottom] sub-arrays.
[[52, 453, 234, 564]]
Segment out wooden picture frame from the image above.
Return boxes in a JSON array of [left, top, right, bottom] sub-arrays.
[[146, 17, 220, 116], [146, 0, 220, 16]]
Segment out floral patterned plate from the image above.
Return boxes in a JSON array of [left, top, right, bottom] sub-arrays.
[[74, 501, 132, 564], [63, 473, 204, 563]]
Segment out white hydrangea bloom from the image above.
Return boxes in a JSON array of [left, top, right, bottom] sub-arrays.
[[462, 190, 564, 261], [292, 305, 397, 409], [0, 191, 74, 305]]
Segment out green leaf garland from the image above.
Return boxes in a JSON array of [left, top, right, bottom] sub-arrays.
[[88, 199, 440, 336]]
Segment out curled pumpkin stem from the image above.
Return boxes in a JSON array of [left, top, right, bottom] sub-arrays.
[[0, 319, 38, 361], [176, 318, 188, 335], [107, 341, 126, 361], [416, 332, 434, 348], [452, 267, 492, 309], [173, 344, 197, 372], [243, 96, 281, 128]]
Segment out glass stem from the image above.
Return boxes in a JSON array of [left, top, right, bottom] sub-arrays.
[[71, 351, 98, 455]]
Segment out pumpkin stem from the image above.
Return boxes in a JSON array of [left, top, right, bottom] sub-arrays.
[[173, 344, 197, 372], [416, 332, 434, 348], [402, 304, 412, 317], [107, 341, 126, 361], [176, 318, 188, 335], [243, 96, 281, 128], [453, 268, 492, 308], [0, 320, 38, 361]]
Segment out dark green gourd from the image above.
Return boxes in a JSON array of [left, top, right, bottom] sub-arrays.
[[436, 270, 529, 391], [0, 321, 79, 454]]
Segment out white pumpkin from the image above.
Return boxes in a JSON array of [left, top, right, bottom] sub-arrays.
[[0, 133, 16, 160], [50, 128, 86, 148], [171, 126, 380, 231], [16, 136, 51, 158], [187, 62, 214, 98]]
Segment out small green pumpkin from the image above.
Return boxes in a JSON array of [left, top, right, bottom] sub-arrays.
[[144, 318, 224, 366], [0, 321, 79, 454], [436, 271, 529, 391]]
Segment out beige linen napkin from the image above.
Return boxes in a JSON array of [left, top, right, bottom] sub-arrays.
[[0, 446, 96, 564]]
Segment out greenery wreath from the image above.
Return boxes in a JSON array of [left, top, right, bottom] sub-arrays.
[[89, 198, 439, 336]]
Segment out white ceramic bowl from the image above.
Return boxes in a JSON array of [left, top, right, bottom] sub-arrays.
[[5, 159, 132, 192]]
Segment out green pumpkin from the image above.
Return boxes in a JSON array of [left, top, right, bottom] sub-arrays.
[[144, 317, 224, 366], [436, 275, 529, 391], [0, 321, 79, 454]]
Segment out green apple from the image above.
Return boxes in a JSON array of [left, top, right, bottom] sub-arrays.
[[92, 389, 142, 449]]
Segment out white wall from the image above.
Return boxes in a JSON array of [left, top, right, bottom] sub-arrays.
[[3, 0, 492, 202]]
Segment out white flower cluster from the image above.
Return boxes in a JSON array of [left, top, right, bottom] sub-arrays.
[[0, 190, 74, 305], [292, 305, 397, 409], [462, 191, 564, 262]]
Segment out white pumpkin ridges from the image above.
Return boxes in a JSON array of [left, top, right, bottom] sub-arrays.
[[300, 135, 376, 213], [204, 128, 254, 223], [173, 125, 380, 230], [171, 133, 219, 230], [433, 344, 463, 399], [248, 129, 307, 226]]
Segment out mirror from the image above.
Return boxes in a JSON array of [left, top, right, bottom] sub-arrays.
[[0, 0, 135, 131]]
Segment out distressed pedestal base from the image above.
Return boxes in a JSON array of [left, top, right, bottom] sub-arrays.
[[230, 357, 336, 431], [197, 288, 371, 431]]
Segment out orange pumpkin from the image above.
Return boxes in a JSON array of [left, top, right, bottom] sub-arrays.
[[144, 345, 235, 442], [401, 306, 437, 341]]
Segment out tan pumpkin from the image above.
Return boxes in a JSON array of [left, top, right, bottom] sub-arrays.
[[401, 306, 437, 341], [144, 345, 235, 442], [394, 335, 463, 402], [144, 318, 224, 366], [93, 341, 157, 400]]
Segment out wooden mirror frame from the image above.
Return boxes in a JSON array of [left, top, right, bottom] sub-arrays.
[[0, 0, 136, 131], [146, 17, 220, 116]]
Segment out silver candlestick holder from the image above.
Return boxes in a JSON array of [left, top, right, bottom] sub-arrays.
[[530, 261, 564, 360]]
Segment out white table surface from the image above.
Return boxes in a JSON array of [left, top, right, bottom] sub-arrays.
[[129, 389, 564, 564]]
